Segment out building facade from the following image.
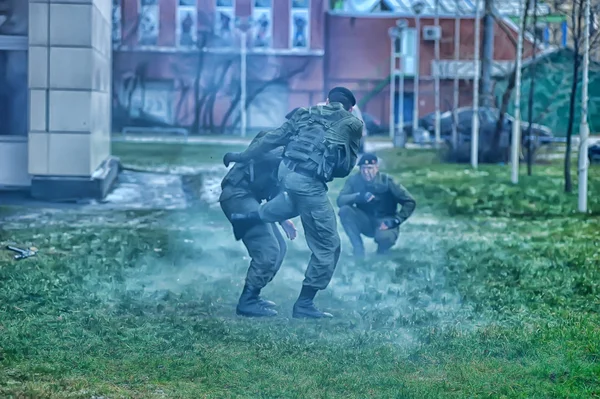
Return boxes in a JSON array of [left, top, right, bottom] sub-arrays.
[[111, 0, 541, 134], [0, 0, 116, 196], [0, 0, 540, 192]]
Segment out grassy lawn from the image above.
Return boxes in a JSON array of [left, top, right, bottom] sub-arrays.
[[1, 142, 599, 398]]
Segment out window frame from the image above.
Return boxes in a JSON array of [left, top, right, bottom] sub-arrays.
[[138, 0, 161, 46], [289, 0, 310, 50], [251, 0, 274, 49], [176, 0, 198, 48], [214, 0, 236, 47]]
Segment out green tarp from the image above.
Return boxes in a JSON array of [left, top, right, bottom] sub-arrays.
[[494, 48, 600, 136]]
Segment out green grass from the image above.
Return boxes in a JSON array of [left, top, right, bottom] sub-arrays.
[[0, 143, 599, 398]]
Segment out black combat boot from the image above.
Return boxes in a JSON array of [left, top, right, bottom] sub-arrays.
[[230, 211, 261, 222], [258, 297, 276, 308], [236, 284, 277, 317], [292, 286, 333, 319]]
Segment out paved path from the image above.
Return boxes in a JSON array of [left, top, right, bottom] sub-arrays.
[[112, 135, 413, 152]]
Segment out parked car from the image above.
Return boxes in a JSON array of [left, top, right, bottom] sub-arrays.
[[589, 143, 600, 164], [404, 106, 554, 150], [362, 112, 385, 136]]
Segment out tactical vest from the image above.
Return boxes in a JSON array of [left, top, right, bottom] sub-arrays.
[[356, 174, 398, 218], [246, 157, 281, 201], [221, 151, 282, 201], [283, 106, 354, 182]]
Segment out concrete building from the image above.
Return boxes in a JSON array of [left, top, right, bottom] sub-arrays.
[[0, 0, 118, 197]]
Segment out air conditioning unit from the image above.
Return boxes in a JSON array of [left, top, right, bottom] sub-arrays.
[[423, 26, 441, 41]]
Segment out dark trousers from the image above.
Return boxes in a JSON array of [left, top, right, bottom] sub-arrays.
[[338, 205, 399, 257], [220, 195, 287, 289]]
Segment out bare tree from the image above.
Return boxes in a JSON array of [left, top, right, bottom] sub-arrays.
[[564, 1, 585, 193], [551, 0, 600, 192], [220, 60, 310, 133], [486, 0, 533, 162]]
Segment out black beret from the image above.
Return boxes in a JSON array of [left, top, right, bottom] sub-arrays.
[[285, 107, 300, 120], [358, 153, 378, 166], [328, 87, 357, 107]]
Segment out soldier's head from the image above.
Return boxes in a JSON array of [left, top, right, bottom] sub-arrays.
[[326, 87, 356, 112], [358, 153, 379, 181]]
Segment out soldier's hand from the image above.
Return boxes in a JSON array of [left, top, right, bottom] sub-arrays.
[[356, 191, 375, 204], [380, 218, 401, 230], [223, 152, 241, 167], [280, 220, 297, 240]]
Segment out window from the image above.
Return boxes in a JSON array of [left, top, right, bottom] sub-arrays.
[[177, 0, 197, 47], [139, 0, 160, 46], [252, 0, 273, 48], [400, 28, 416, 76], [215, 0, 235, 45], [112, 0, 122, 46], [290, 0, 309, 50], [0, 50, 28, 136]]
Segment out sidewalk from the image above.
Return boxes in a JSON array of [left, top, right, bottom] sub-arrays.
[[111, 135, 407, 152], [112, 134, 600, 151]]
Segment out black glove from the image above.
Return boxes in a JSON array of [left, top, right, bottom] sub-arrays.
[[223, 152, 241, 167], [355, 191, 374, 204], [383, 218, 402, 229]]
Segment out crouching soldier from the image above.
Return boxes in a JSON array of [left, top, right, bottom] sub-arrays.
[[219, 131, 297, 318], [336, 153, 416, 258]]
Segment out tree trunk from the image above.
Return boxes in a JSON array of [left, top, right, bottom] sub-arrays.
[[489, 0, 531, 160], [565, 56, 579, 193], [526, 0, 539, 176], [192, 37, 208, 134], [202, 60, 234, 132], [481, 0, 495, 106], [565, 3, 584, 193]]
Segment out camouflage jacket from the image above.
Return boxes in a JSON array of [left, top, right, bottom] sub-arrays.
[[235, 103, 364, 179], [336, 172, 416, 222], [219, 131, 284, 202]]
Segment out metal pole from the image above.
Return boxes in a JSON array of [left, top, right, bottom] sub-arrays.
[[452, 10, 460, 151], [471, 0, 481, 168], [578, 0, 590, 212], [398, 21, 407, 148], [511, 0, 526, 183], [413, 15, 421, 132], [434, 0, 441, 148], [389, 34, 396, 140], [240, 30, 247, 138], [399, 36, 405, 146]]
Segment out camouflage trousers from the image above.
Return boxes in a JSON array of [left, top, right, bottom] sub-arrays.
[[338, 205, 399, 257], [220, 193, 286, 290], [257, 162, 341, 291]]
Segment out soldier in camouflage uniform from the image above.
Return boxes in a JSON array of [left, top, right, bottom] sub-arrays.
[[337, 153, 416, 258], [223, 87, 364, 319], [219, 131, 297, 318]]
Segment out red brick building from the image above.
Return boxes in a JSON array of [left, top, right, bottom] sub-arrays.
[[112, 0, 537, 132]]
